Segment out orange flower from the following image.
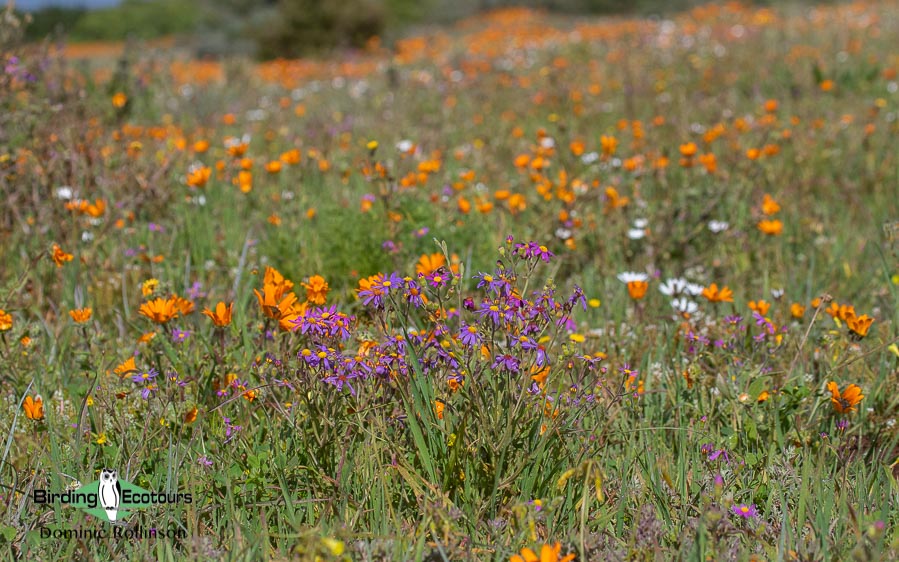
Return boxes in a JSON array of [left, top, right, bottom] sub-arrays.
[[113, 357, 137, 378], [827, 382, 863, 414], [510, 542, 575, 562], [186, 165, 211, 188], [748, 300, 770, 316], [254, 284, 298, 320], [679, 142, 697, 158], [173, 295, 195, 316], [303, 275, 330, 305], [702, 283, 733, 303], [416, 253, 446, 276], [600, 135, 618, 156], [51, 244, 73, 267], [761, 194, 781, 215], [192, 140, 210, 153], [0, 309, 12, 332], [69, 308, 92, 323], [264, 160, 282, 174], [790, 303, 806, 318], [846, 314, 873, 339], [203, 301, 233, 327], [139, 297, 178, 324], [111, 92, 127, 108], [627, 281, 649, 300], [820, 79, 835, 92], [434, 398, 445, 420], [183, 406, 198, 424], [262, 266, 294, 294], [23, 395, 44, 421], [757, 219, 783, 235]]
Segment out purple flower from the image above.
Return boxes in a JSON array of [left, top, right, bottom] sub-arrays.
[[197, 455, 213, 467], [140, 384, 157, 400], [515, 241, 554, 262], [731, 504, 759, 518], [475, 299, 503, 324], [131, 368, 159, 384], [187, 281, 206, 299], [460, 323, 481, 347], [171, 327, 190, 343], [491, 354, 520, 373]]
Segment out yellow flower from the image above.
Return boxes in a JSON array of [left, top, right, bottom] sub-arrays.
[[23, 395, 44, 421], [141, 278, 159, 297], [203, 301, 234, 327], [69, 308, 92, 323], [827, 382, 863, 414]]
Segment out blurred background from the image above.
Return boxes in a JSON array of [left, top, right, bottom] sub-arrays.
[[14, 0, 795, 59]]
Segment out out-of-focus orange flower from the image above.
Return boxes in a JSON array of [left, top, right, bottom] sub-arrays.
[[748, 300, 770, 316], [757, 219, 783, 235], [416, 253, 446, 276], [627, 281, 649, 300], [187, 165, 211, 188], [111, 92, 127, 108], [510, 542, 575, 562], [69, 308, 92, 323], [51, 244, 73, 267], [702, 283, 733, 303], [790, 303, 806, 318], [761, 194, 781, 215]]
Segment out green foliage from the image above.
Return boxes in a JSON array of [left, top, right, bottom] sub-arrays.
[[253, 0, 386, 59], [68, 0, 201, 42]]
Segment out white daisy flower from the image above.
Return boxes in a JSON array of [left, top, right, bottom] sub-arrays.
[[708, 220, 729, 233], [617, 272, 649, 284]]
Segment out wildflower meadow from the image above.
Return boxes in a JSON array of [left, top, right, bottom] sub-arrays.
[[1, 1, 898, 560]]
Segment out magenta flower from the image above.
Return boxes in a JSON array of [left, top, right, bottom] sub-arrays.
[[731, 503, 759, 518]]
